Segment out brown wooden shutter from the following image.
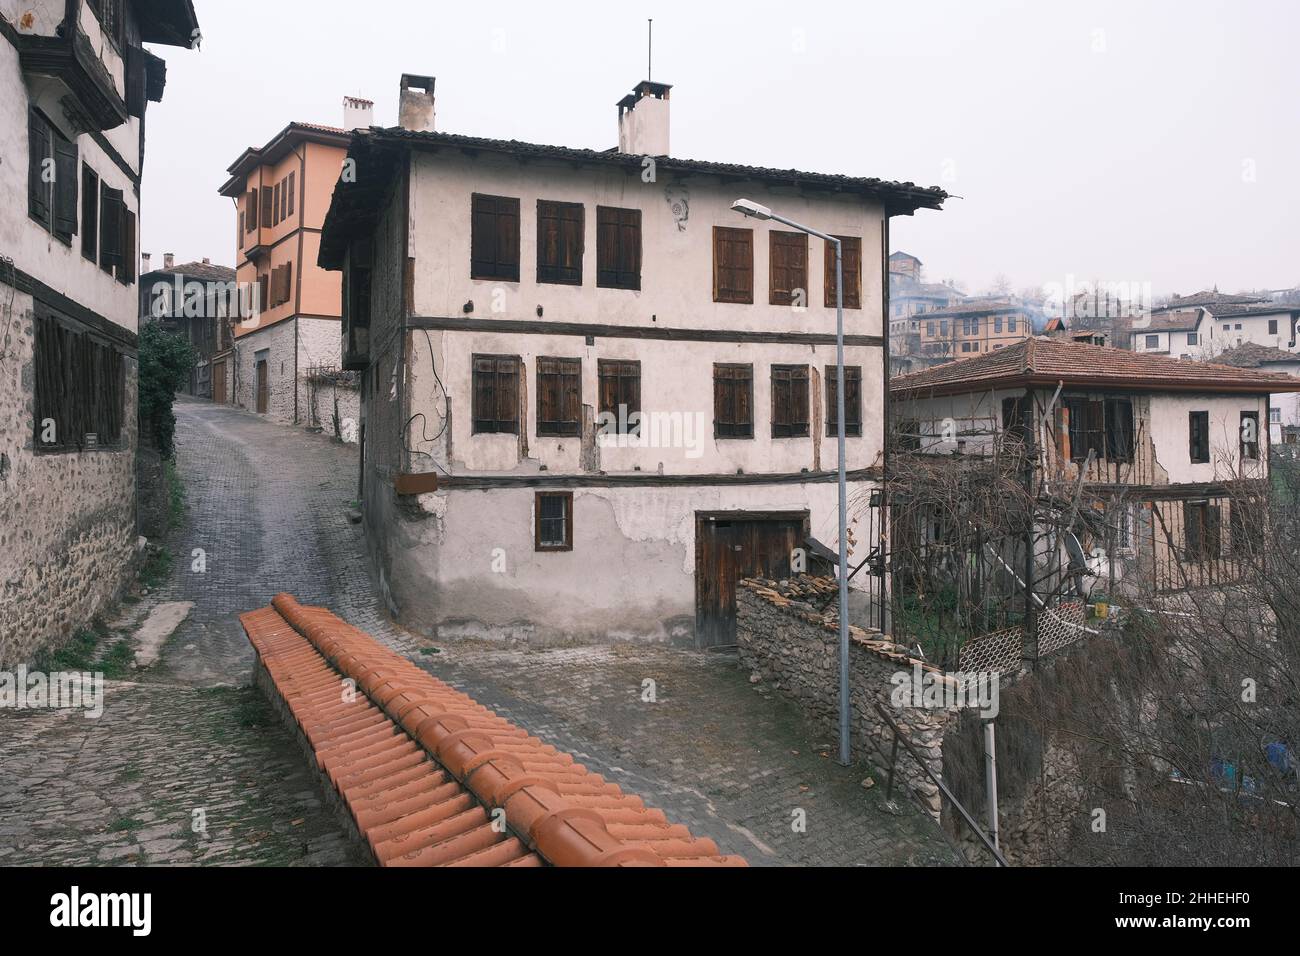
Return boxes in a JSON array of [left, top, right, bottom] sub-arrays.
[[596, 206, 641, 290], [280, 179, 288, 222], [824, 236, 862, 309], [118, 209, 136, 284], [287, 171, 295, 217], [713, 227, 753, 304], [470, 194, 520, 281], [53, 134, 79, 240], [81, 165, 99, 263], [247, 190, 258, 233], [260, 186, 273, 228], [769, 232, 807, 306], [771, 364, 809, 437], [472, 355, 521, 434], [99, 186, 123, 274], [28, 110, 52, 228], [259, 274, 269, 313], [537, 356, 581, 436], [826, 366, 863, 437], [597, 360, 641, 434], [713, 363, 753, 438], [536, 200, 584, 285]]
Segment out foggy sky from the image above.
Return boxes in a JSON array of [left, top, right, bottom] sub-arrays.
[[141, 0, 1299, 298]]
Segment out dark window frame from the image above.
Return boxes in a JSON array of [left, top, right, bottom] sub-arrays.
[[534, 491, 574, 552], [470, 353, 521, 435], [1189, 410, 1210, 464], [1240, 409, 1260, 461], [81, 164, 99, 263]]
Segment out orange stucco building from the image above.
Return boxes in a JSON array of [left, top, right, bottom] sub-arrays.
[[216, 113, 358, 430]]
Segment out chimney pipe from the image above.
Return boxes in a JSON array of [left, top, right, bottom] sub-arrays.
[[398, 74, 436, 133], [141, 252, 152, 273], [164, 253, 175, 270], [343, 95, 375, 131]]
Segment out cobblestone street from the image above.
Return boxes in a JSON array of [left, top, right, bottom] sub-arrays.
[[0, 399, 960, 867]]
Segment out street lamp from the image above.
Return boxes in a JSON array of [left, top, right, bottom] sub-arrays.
[[732, 198, 852, 768]]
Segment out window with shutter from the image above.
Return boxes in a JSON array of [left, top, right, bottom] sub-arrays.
[[28, 110, 52, 230], [53, 133, 78, 243], [825, 366, 863, 437], [595, 206, 641, 290], [823, 236, 862, 309], [470, 193, 520, 281], [535, 492, 574, 552], [99, 187, 123, 275], [260, 186, 273, 229], [713, 227, 753, 304], [1065, 397, 1104, 462], [287, 171, 296, 217], [280, 178, 288, 222], [536, 200, 584, 285], [471, 354, 521, 434], [713, 363, 754, 438], [1105, 398, 1134, 463], [258, 274, 269, 313], [771, 364, 810, 437], [769, 232, 807, 307], [81, 165, 99, 263], [597, 360, 641, 435], [33, 307, 125, 452], [273, 183, 281, 226], [536, 356, 581, 437], [1189, 410, 1210, 464], [118, 209, 136, 285], [246, 191, 258, 233]]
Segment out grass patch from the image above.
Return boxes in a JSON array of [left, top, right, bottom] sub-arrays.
[[166, 460, 186, 532], [107, 817, 144, 833], [419, 646, 441, 656], [137, 545, 173, 590], [34, 624, 104, 673], [99, 639, 136, 679]]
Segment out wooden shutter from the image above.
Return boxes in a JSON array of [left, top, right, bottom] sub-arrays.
[[471, 354, 521, 434], [287, 171, 295, 217], [247, 190, 258, 233], [769, 232, 807, 306], [273, 183, 282, 226], [826, 366, 862, 437], [824, 236, 862, 309], [537, 356, 581, 436], [771, 365, 810, 437], [713, 227, 753, 304], [259, 274, 269, 313], [53, 133, 78, 240], [597, 360, 641, 434], [81, 165, 99, 263], [125, 43, 147, 117], [118, 209, 136, 285], [280, 178, 288, 222], [1106, 398, 1134, 462], [713, 363, 753, 438], [470, 194, 520, 281], [536, 200, 584, 285], [28, 110, 52, 228], [260, 186, 273, 228], [99, 187, 123, 274], [1085, 399, 1104, 459], [284, 261, 293, 305], [596, 206, 641, 290]]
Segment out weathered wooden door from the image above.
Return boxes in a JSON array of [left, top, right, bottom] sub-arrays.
[[255, 361, 268, 413], [695, 512, 807, 649], [212, 361, 226, 404]]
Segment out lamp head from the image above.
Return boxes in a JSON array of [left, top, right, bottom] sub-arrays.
[[731, 198, 772, 221]]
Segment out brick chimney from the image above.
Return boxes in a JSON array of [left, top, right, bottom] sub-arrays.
[[617, 81, 671, 156], [164, 252, 174, 270], [343, 95, 374, 130], [398, 74, 435, 133]]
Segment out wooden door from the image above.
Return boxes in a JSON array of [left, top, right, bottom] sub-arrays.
[[212, 361, 226, 404], [255, 361, 268, 413], [695, 513, 807, 649]]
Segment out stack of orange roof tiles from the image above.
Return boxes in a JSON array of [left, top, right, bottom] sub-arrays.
[[240, 594, 746, 868]]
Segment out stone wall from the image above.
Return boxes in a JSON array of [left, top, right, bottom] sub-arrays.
[[737, 577, 957, 817], [0, 292, 139, 666], [306, 375, 360, 444], [232, 320, 297, 424]]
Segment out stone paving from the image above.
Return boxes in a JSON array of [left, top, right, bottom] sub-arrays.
[[0, 398, 961, 867]]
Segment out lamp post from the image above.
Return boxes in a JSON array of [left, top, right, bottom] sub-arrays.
[[732, 198, 851, 768]]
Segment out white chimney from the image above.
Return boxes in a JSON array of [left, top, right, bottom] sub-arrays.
[[141, 252, 152, 272], [617, 81, 671, 156], [343, 95, 374, 130], [164, 252, 175, 270], [398, 74, 436, 133]]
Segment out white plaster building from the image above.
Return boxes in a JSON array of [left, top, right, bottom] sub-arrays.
[[1130, 291, 1300, 361], [891, 338, 1300, 595], [319, 75, 947, 647], [0, 0, 199, 665]]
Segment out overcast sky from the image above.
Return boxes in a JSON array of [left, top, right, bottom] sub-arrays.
[[143, 0, 1298, 298]]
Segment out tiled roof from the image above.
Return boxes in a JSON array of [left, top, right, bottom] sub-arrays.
[[143, 260, 236, 283], [1206, 343, 1300, 369], [242, 595, 745, 867], [1162, 290, 1266, 309], [891, 337, 1300, 397], [1134, 309, 1204, 332], [918, 299, 1028, 319], [1203, 302, 1299, 318], [220, 122, 352, 196]]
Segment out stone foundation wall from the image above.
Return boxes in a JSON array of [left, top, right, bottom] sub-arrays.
[[0, 292, 138, 667], [736, 578, 957, 817]]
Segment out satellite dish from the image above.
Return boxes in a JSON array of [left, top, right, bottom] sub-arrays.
[[1064, 531, 1089, 573]]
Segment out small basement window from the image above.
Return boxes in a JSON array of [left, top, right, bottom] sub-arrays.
[[535, 492, 573, 552]]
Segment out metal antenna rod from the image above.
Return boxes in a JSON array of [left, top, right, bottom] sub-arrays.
[[648, 19, 653, 80]]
